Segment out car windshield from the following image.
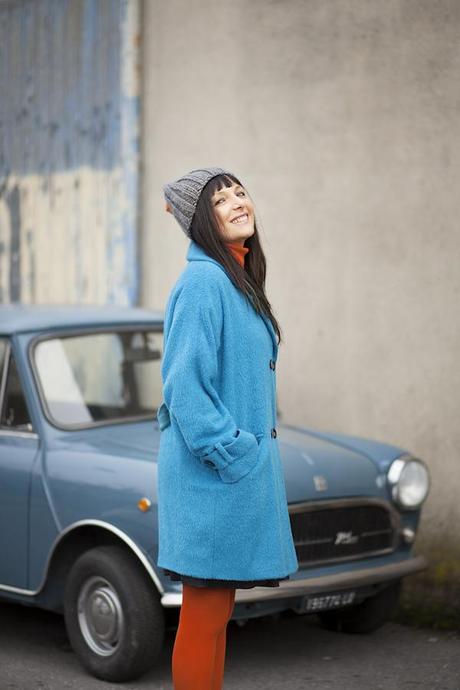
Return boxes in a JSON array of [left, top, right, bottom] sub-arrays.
[[34, 329, 163, 428]]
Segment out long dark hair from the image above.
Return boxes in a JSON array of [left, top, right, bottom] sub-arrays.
[[189, 173, 283, 345]]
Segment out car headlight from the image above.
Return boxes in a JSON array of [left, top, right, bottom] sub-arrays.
[[387, 455, 430, 509]]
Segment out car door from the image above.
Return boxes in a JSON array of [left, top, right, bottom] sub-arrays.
[[0, 337, 40, 589]]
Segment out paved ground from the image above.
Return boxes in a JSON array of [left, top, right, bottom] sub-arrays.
[[0, 601, 459, 689]]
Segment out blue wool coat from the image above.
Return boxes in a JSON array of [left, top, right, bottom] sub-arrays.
[[156, 240, 299, 581]]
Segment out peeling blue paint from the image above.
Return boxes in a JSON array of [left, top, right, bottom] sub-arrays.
[[6, 185, 21, 302], [0, 0, 124, 174], [0, 0, 140, 306]]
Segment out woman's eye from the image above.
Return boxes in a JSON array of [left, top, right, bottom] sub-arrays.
[[237, 191, 246, 197], [214, 198, 224, 205]]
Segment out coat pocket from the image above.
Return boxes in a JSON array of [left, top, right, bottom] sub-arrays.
[[216, 432, 264, 484]]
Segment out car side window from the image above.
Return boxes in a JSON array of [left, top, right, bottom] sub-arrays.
[[0, 345, 33, 432]]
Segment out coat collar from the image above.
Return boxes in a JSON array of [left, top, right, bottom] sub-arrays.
[[186, 240, 279, 360], [186, 239, 224, 270]]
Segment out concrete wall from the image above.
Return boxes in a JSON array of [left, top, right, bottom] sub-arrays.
[[141, 0, 460, 554]]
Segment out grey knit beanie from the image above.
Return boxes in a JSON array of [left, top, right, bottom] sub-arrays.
[[163, 167, 232, 237]]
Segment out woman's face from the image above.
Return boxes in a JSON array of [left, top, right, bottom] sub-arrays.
[[211, 182, 255, 245]]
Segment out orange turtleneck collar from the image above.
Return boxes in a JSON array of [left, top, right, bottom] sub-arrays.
[[225, 241, 249, 269]]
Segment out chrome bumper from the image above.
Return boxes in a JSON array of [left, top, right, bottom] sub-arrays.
[[160, 555, 428, 608]]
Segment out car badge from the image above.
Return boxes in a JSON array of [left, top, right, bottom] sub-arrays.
[[313, 475, 328, 492], [335, 531, 359, 545]]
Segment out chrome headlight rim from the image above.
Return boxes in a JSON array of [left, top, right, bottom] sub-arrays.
[[387, 454, 430, 510]]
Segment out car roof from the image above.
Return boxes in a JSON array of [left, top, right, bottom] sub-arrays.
[[0, 304, 164, 335]]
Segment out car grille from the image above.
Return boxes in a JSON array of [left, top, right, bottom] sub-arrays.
[[289, 499, 398, 567]]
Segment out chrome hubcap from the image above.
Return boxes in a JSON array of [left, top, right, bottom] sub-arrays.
[[77, 576, 124, 656]]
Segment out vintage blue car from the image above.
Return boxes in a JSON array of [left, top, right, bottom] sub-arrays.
[[0, 305, 430, 682]]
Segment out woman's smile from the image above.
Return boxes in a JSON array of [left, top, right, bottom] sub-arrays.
[[231, 213, 249, 224]]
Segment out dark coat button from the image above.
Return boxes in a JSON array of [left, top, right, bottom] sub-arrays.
[[269, 359, 276, 370], [271, 428, 277, 438], [204, 459, 215, 468]]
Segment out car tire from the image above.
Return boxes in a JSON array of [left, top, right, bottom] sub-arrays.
[[317, 580, 402, 634], [63, 545, 164, 682]]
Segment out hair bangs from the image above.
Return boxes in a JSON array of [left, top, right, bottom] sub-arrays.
[[207, 173, 242, 196]]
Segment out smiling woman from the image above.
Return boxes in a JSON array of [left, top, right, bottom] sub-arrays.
[[159, 167, 297, 689]]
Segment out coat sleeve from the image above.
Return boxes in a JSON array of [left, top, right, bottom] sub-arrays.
[[160, 273, 260, 483]]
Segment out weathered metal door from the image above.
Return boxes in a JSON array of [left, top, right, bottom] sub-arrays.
[[0, 0, 141, 306]]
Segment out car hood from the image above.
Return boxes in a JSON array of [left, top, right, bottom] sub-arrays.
[[51, 420, 161, 462], [277, 425, 394, 502], [52, 421, 405, 503]]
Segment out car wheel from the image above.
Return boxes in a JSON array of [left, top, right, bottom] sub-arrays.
[[318, 580, 402, 634], [63, 545, 164, 682]]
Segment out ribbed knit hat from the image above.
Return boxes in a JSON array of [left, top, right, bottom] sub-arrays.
[[163, 167, 232, 237]]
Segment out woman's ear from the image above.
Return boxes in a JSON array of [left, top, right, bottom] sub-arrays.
[[165, 202, 172, 214]]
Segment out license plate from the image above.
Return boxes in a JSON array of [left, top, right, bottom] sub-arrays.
[[299, 590, 356, 613]]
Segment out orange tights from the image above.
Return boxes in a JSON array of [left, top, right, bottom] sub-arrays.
[[172, 584, 236, 690]]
